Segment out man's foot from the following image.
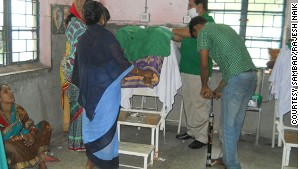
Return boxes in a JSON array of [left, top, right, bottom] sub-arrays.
[[176, 133, 192, 140], [188, 140, 207, 149], [211, 158, 226, 169]]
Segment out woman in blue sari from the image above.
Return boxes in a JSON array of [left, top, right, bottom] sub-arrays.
[[0, 84, 52, 169], [72, 1, 133, 168]]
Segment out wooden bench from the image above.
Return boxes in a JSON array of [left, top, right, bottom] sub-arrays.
[[119, 141, 154, 169]]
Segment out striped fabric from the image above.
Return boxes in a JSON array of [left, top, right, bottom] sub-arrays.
[[197, 23, 256, 81]]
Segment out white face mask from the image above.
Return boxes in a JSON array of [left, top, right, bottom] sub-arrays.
[[188, 7, 198, 18]]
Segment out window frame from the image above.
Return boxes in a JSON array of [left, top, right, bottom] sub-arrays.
[[208, 0, 287, 62], [0, 0, 40, 67]]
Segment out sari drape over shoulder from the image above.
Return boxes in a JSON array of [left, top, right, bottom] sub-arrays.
[[61, 16, 86, 150], [0, 104, 52, 169], [72, 24, 133, 168]]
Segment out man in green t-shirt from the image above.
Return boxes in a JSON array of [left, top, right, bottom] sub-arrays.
[[189, 16, 257, 169], [172, 0, 214, 149]]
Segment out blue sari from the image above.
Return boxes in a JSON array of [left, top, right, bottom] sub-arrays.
[[82, 66, 133, 168], [72, 24, 133, 168]]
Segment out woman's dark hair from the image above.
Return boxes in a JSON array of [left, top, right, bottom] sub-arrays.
[[189, 16, 207, 38], [194, 0, 208, 11], [65, 13, 75, 26], [103, 7, 110, 23], [83, 1, 105, 25]]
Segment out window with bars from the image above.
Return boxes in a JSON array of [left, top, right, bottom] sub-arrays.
[[208, 0, 286, 67], [0, 0, 39, 66]]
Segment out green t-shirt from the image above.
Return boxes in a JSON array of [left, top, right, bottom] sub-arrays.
[[197, 23, 256, 81], [179, 13, 214, 76]]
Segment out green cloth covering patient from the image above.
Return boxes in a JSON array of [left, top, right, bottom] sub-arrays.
[[116, 26, 174, 61]]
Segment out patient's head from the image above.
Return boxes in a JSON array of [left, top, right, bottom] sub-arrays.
[[0, 84, 15, 105]]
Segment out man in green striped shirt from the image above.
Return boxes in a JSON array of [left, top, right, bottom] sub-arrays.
[[189, 16, 257, 169], [172, 0, 214, 150]]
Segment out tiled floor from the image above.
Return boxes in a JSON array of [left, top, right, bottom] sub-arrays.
[[44, 125, 298, 169]]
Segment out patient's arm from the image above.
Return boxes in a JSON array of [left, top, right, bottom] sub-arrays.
[[172, 28, 191, 39]]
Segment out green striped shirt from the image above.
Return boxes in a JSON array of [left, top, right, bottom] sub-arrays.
[[197, 23, 256, 81]]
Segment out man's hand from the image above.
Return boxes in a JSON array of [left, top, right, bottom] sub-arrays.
[[213, 80, 226, 100], [201, 86, 213, 99], [213, 89, 222, 99]]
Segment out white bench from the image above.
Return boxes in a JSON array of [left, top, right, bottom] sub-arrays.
[[119, 141, 154, 169], [118, 111, 162, 168]]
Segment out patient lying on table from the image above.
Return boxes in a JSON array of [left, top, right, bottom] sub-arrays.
[[117, 26, 173, 88], [122, 56, 163, 88]]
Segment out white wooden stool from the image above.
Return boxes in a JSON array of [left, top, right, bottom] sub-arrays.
[[119, 141, 154, 169]]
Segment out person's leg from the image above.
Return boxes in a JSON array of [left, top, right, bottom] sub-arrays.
[[234, 75, 257, 140], [179, 73, 194, 137], [186, 74, 210, 144], [221, 71, 257, 169], [221, 87, 240, 169]]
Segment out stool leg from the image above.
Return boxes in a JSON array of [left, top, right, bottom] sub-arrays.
[[278, 117, 283, 147], [272, 100, 279, 148], [255, 108, 261, 145], [282, 146, 287, 169], [285, 146, 291, 167], [151, 128, 155, 146], [150, 150, 154, 166], [144, 156, 148, 169], [155, 125, 159, 159], [272, 116, 277, 148]]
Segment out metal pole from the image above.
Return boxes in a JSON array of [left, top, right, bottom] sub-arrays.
[[206, 98, 214, 167]]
